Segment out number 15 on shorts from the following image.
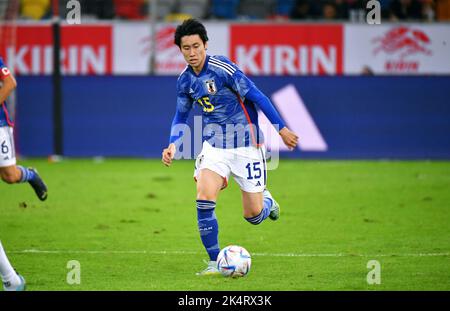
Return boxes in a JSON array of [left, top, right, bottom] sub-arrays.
[[245, 162, 261, 180]]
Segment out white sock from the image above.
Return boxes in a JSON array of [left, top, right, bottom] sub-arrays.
[[0, 241, 21, 288]]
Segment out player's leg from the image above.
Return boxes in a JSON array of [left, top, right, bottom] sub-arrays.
[[241, 189, 280, 224], [233, 146, 279, 224], [0, 241, 26, 291], [0, 127, 48, 200], [0, 165, 48, 201], [241, 190, 273, 224], [196, 168, 224, 201], [0, 165, 21, 183], [194, 142, 231, 275], [195, 168, 225, 275]]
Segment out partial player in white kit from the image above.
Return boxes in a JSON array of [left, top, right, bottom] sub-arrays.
[[161, 20, 299, 275], [0, 56, 48, 291]]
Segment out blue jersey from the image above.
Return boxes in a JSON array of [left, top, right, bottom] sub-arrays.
[[171, 55, 283, 149], [0, 57, 14, 127]]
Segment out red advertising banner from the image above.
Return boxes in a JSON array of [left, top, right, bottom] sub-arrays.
[[0, 24, 112, 75], [230, 24, 343, 75], [2, 22, 448, 76]]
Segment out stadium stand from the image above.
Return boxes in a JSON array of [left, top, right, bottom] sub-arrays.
[[276, 0, 296, 17], [113, 0, 146, 20], [210, 0, 240, 19], [177, 0, 209, 19], [0, 0, 445, 21], [237, 0, 276, 19], [0, 0, 7, 18], [148, 0, 177, 20], [437, 0, 450, 20], [20, 0, 50, 20]]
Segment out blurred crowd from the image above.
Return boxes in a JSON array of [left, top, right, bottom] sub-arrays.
[[3, 0, 448, 22]]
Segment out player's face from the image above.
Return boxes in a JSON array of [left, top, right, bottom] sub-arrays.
[[180, 34, 207, 73]]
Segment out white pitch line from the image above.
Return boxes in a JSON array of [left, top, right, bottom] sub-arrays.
[[254, 252, 450, 258], [9, 249, 450, 258]]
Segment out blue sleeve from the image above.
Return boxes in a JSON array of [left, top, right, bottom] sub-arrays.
[[169, 85, 193, 144], [245, 86, 286, 130], [169, 107, 191, 144]]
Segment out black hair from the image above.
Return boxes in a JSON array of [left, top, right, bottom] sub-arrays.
[[174, 19, 209, 48]]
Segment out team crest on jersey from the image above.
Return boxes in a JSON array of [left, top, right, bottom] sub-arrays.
[[1, 67, 10, 76], [205, 79, 217, 95]]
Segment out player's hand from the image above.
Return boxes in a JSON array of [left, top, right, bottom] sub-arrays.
[[279, 127, 299, 150], [162, 143, 176, 167]]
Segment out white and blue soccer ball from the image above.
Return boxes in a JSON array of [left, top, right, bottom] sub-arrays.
[[217, 245, 251, 278]]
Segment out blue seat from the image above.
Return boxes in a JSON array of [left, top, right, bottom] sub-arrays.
[[211, 0, 240, 19], [275, 0, 295, 16]]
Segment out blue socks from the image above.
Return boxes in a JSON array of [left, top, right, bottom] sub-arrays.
[[196, 200, 220, 261], [196, 196, 272, 261], [245, 197, 272, 225], [17, 166, 36, 183]]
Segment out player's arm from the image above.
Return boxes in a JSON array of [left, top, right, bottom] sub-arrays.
[[162, 91, 193, 167], [0, 67, 17, 105], [161, 109, 190, 166], [245, 87, 298, 150]]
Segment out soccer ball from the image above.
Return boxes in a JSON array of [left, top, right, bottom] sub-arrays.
[[217, 245, 251, 278]]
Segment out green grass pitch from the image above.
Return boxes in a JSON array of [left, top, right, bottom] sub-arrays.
[[1, 159, 449, 290]]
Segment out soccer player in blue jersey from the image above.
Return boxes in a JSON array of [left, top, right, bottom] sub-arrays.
[[0, 56, 48, 290], [161, 19, 298, 275]]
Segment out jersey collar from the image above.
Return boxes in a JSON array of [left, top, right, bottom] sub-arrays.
[[189, 55, 210, 77]]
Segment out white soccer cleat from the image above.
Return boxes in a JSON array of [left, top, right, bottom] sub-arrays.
[[196, 260, 220, 276], [3, 274, 26, 291]]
